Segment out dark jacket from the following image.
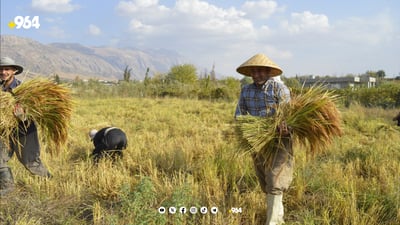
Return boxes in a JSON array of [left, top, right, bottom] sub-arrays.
[[92, 127, 127, 161]]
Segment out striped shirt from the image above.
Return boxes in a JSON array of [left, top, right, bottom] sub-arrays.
[[235, 79, 290, 118]]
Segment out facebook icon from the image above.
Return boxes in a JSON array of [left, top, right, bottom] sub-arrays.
[[179, 207, 187, 214]]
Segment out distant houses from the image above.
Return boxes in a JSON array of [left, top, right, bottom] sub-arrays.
[[298, 76, 376, 89]]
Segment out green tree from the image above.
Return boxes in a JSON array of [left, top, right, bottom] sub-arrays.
[[377, 70, 386, 80], [144, 67, 150, 86], [365, 70, 377, 78], [167, 64, 198, 85], [123, 66, 132, 82], [53, 74, 61, 84], [210, 63, 216, 81]]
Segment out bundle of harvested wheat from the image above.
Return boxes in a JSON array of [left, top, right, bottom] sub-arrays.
[[0, 91, 18, 142], [0, 78, 73, 154], [236, 85, 343, 162]]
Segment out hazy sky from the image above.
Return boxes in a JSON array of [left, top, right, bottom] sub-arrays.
[[1, 0, 399, 78]]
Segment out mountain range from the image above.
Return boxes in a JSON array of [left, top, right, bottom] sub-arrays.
[[0, 35, 186, 81]]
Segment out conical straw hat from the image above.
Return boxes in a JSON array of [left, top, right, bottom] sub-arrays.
[[236, 53, 282, 77]]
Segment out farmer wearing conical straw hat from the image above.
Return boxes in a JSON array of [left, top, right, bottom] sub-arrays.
[[0, 57, 51, 196], [235, 53, 293, 225]]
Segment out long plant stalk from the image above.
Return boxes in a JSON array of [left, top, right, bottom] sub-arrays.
[[0, 92, 18, 143]]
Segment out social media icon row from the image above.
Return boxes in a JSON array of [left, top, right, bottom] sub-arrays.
[[158, 206, 218, 215]]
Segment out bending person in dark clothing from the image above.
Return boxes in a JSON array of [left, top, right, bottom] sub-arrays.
[[89, 127, 127, 163]]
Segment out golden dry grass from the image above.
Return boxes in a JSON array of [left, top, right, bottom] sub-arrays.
[[0, 91, 17, 143], [1, 96, 400, 225]]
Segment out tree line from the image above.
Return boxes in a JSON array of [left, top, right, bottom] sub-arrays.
[[66, 64, 400, 108]]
